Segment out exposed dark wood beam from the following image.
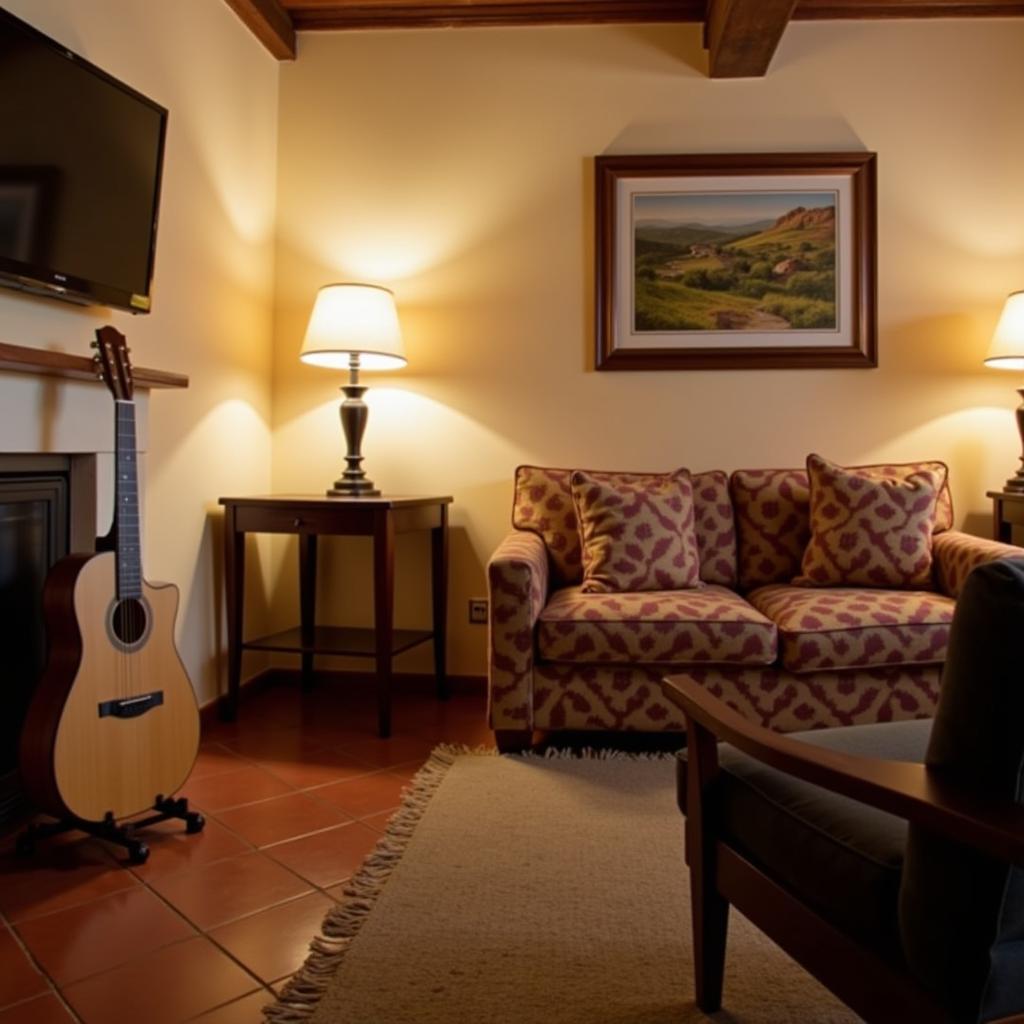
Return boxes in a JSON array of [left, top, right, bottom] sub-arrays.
[[286, 0, 705, 29], [224, 0, 296, 60], [705, 0, 800, 78], [794, 0, 1024, 16]]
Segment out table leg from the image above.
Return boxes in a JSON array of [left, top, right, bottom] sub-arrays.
[[374, 510, 395, 738], [223, 505, 245, 721], [299, 533, 318, 692], [431, 505, 449, 701]]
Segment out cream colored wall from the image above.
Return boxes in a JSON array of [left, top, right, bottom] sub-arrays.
[[272, 20, 1024, 680], [0, 0, 280, 703]]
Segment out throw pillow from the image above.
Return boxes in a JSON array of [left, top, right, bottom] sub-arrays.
[[570, 469, 701, 593], [796, 454, 946, 588]]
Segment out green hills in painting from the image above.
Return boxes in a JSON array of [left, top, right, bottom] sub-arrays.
[[634, 205, 837, 332]]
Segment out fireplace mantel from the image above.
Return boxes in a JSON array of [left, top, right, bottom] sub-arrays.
[[0, 342, 188, 389]]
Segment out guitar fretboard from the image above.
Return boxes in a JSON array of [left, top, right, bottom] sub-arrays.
[[115, 400, 142, 599]]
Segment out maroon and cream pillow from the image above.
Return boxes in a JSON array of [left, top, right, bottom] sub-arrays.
[[795, 454, 946, 589], [570, 469, 701, 593]]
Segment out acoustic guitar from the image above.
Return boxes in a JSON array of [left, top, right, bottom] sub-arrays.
[[19, 326, 200, 826]]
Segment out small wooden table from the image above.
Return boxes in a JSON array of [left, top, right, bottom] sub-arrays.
[[219, 494, 452, 737], [987, 490, 1024, 545]]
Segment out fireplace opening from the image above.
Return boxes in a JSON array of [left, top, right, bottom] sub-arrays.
[[0, 455, 96, 827]]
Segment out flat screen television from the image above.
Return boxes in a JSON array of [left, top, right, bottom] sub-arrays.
[[0, 8, 167, 314]]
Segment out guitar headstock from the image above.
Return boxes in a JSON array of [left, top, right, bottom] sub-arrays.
[[92, 326, 134, 401]]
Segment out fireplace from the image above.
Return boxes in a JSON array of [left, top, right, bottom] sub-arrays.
[[0, 454, 96, 826]]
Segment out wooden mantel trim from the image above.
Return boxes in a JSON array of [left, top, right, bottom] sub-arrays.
[[0, 343, 189, 390], [224, 0, 296, 59]]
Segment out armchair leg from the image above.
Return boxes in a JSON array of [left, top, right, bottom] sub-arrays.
[[494, 729, 534, 754], [692, 865, 729, 1011]]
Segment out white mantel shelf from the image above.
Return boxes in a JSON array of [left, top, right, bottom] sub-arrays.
[[0, 342, 189, 389]]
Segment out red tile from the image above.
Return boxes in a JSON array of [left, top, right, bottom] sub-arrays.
[[0, 839, 138, 923], [257, 748, 375, 790], [14, 886, 194, 986], [148, 851, 312, 930], [209, 891, 333, 984], [265, 822, 380, 888], [330, 732, 437, 768], [62, 937, 258, 1024], [312, 771, 408, 818], [215, 792, 349, 848], [189, 989, 273, 1023], [188, 743, 251, 782], [127, 817, 252, 880], [360, 809, 398, 833], [0, 994, 74, 1024], [184, 766, 293, 812], [0, 925, 48, 1008]]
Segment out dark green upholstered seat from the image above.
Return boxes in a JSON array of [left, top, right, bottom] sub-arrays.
[[678, 719, 930, 958]]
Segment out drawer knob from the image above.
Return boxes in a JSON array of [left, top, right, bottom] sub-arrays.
[[293, 517, 302, 528]]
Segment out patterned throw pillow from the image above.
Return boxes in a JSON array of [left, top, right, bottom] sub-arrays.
[[570, 469, 701, 593], [796, 454, 946, 588]]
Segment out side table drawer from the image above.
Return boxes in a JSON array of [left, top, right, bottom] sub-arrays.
[[234, 504, 376, 535]]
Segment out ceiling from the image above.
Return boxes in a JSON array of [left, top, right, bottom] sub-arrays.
[[224, 0, 1024, 76]]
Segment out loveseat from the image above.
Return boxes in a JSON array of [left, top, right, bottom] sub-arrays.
[[487, 462, 1021, 751]]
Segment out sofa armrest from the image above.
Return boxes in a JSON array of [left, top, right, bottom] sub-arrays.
[[487, 531, 550, 731], [933, 530, 1022, 598]]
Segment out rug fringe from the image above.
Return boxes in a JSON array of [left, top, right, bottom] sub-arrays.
[[262, 742, 673, 1021]]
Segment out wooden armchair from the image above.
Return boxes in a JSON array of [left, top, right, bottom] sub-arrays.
[[662, 557, 1024, 1024]]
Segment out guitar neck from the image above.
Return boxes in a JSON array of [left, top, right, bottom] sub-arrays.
[[114, 400, 142, 599]]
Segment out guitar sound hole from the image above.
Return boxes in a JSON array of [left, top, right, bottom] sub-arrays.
[[111, 598, 148, 646]]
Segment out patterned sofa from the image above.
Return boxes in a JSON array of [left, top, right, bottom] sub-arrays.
[[487, 464, 1020, 750]]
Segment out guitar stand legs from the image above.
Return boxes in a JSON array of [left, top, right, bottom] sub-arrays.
[[15, 795, 205, 865]]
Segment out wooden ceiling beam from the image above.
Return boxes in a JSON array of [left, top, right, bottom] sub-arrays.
[[224, 0, 297, 60], [794, 0, 1024, 16], [705, 0, 800, 78]]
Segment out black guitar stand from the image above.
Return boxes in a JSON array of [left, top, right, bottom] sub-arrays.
[[15, 795, 205, 865]]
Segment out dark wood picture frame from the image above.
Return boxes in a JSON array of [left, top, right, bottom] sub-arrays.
[[595, 152, 877, 371]]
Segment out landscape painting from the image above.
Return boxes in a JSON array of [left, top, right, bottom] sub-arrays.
[[595, 153, 877, 370], [633, 191, 837, 333]]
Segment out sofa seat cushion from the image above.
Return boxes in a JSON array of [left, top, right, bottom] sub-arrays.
[[677, 719, 932, 956], [748, 584, 955, 673], [537, 585, 777, 666]]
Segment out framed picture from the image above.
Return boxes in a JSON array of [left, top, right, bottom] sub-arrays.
[[595, 152, 877, 371]]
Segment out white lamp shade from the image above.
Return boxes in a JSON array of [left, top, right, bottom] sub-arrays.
[[985, 291, 1024, 371], [300, 283, 407, 371]]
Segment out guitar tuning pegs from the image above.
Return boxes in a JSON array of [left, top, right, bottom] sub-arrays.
[[90, 340, 98, 349]]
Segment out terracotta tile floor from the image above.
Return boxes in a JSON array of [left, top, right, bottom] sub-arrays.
[[0, 678, 492, 1023]]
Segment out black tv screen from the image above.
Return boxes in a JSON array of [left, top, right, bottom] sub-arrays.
[[0, 8, 167, 313]]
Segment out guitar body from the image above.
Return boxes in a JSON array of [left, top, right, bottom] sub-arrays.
[[20, 553, 200, 823]]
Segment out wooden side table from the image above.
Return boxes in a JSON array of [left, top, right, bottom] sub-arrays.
[[219, 494, 452, 737], [987, 490, 1024, 545]]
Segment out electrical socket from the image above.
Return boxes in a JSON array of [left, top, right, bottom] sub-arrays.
[[468, 598, 489, 624]]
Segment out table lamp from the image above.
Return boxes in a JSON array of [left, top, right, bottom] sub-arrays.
[[300, 283, 406, 497], [985, 290, 1024, 494]]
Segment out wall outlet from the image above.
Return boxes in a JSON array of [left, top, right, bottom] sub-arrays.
[[469, 598, 489, 624]]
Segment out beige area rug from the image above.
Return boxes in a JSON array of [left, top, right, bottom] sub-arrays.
[[266, 748, 861, 1024]]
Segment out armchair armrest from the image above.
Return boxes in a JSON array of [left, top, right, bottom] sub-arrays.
[[662, 674, 1024, 866], [487, 531, 550, 731], [933, 529, 1021, 598]]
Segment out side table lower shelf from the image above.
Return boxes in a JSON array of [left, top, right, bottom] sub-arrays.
[[244, 626, 434, 658]]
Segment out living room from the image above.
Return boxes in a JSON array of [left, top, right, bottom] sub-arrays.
[[2, 0, 1024, 1021]]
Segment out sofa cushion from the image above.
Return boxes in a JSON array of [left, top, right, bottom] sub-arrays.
[[571, 469, 700, 593], [512, 465, 737, 588], [537, 585, 777, 665], [732, 463, 954, 590], [796, 454, 946, 589], [748, 584, 955, 673], [677, 719, 932, 957]]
